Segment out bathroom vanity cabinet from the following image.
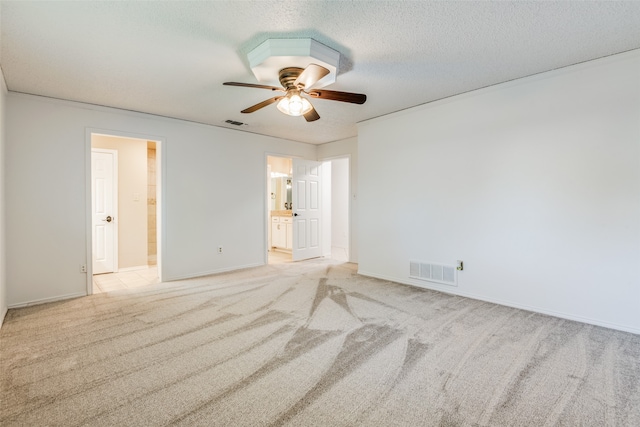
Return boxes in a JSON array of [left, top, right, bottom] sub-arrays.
[[271, 216, 293, 250]]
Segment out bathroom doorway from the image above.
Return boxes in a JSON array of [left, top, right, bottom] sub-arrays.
[[267, 156, 293, 264], [266, 155, 350, 264]]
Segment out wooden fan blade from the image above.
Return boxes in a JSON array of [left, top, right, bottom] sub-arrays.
[[241, 96, 283, 113], [294, 64, 330, 89], [307, 89, 367, 104], [303, 105, 320, 122], [223, 82, 284, 92]]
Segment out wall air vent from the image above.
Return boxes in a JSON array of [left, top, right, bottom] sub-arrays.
[[409, 260, 457, 286], [225, 119, 246, 126]]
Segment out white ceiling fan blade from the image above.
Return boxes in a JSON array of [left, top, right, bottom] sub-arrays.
[[294, 64, 330, 89]]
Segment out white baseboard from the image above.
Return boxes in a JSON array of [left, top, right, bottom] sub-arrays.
[[8, 292, 87, 310], [357, 269, 640, 336]]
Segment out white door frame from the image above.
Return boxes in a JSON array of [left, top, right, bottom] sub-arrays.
[[91, 148, 119, 274], [85, 128, 165, 295]]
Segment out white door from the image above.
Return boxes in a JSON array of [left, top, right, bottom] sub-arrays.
[[92, 149, 117, 274], [292, 159, 322, 261]]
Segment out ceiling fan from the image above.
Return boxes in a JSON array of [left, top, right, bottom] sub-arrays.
[[223, 64, 366, 122]]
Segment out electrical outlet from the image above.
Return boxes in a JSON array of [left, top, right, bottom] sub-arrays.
[[80, 264, 87, 273], [217, 246, 223, 254]]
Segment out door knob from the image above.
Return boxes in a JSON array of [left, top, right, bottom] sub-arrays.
[[103, 216, 113, 222], [294, 213, 299, 216]]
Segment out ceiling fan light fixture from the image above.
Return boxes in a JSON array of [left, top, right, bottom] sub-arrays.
[[224, 63, 365, 122], [277, 91, 313, 117]]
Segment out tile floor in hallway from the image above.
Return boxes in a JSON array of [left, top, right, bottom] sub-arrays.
[[268, 250, 293, 264], [93, 266, 160, 293]]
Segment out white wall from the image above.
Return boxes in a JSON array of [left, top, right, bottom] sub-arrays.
[[92, 135, 149, 269], [331, 158, 349, 251], [318, 137, 358, 262], [0, 67, 7, 326], [358, 50, 640, 334], [6, 94, 316, 306]]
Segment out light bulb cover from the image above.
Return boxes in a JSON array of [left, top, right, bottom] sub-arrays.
[[277, 91, 313, 116]]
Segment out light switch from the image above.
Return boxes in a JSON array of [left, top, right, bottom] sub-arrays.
[[133, 192, 140, 201]]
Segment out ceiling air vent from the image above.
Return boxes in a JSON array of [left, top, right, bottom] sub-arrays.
[[225, 119, 246, 126], [409, 260, 457, 287]]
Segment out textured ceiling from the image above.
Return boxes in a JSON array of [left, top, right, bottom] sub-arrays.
[[2, 1, 639, 144]]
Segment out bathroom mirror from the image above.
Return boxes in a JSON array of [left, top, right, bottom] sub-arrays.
[[270, 176, 292, 210]]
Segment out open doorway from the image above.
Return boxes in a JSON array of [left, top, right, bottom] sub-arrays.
[[267, 156, 293, 264], [88, 133, 161, 293], [266, 155, 350, 264], [325, 157, 350, 262]]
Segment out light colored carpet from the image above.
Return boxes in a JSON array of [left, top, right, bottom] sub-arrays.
[[1, 259, 639, 426]]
